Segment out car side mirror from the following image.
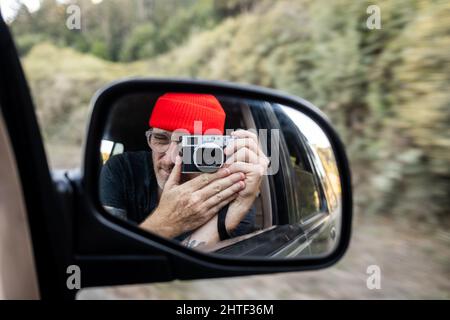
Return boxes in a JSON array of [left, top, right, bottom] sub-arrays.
[[77, 79, 352, 288]]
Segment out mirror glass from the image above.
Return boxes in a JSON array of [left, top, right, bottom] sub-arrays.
[[98, 92, 342, 258]]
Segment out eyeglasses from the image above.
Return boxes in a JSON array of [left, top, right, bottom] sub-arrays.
[[145, 129, 185, 154]]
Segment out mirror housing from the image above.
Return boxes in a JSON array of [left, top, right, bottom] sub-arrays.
[[75, 78, 352, 288]]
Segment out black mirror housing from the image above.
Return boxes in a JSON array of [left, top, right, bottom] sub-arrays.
[[76, 78, 353, 288]]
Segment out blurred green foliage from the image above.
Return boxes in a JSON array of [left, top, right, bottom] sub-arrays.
[[10, 0, 450, 225], [10, 0, 251, 60]]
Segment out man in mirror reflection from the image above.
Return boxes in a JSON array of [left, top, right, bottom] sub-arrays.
[[100, 93, 269, 248]]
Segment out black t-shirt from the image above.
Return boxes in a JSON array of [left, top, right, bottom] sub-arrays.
[[99, 151, 255, 240]]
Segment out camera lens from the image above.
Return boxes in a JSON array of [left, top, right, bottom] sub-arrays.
[[193, 143, 224, 173]]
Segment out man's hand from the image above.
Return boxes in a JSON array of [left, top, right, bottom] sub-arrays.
[[223, 129, 270, 232], [140, 155, 246, 238], [178, 129, 270, 247]]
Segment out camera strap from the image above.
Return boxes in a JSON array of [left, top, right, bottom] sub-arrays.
[[217, 205, 231, 241]]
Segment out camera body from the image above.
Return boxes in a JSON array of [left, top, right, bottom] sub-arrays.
[[181, 135, 234, 173]]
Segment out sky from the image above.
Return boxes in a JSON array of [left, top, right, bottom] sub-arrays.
[[1, 0, 40, 22], [0, 0, 103, 22], [281, 105, 331, 148]]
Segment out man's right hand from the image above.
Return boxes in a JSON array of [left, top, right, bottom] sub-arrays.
[[141, 155, 246, 238]]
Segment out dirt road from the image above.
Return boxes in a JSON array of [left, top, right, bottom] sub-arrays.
[[77, 214, 450, 299]]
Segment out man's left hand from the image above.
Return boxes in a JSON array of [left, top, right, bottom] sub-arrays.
[[223, 129, 270, 232]]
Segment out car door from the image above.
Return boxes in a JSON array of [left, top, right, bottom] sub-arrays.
[[0, 17, 73, 299], [0, 105, 39, 299], [223, 100, 338, 257]]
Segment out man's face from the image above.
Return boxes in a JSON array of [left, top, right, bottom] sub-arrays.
[[150, 128, 199, 189]]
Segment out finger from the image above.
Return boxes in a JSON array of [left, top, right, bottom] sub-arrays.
[[165, 155, 182, 188], [224, 138, 258, 156], [183, 166, 231, 191], [231, 129, 258, 144], [259, 155, 270, 170], [205, 193, 238, 217], [197, 172, 245, 202], [228, 161, 266, 175], [225, 147, 259, 164], [191, 192, 238, 229], [202, 179, 245, 210]]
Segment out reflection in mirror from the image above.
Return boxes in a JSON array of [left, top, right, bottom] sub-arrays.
[[98, 92, 341, 258]]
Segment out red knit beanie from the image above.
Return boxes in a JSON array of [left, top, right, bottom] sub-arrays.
[[149, 93, 225, 134]]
